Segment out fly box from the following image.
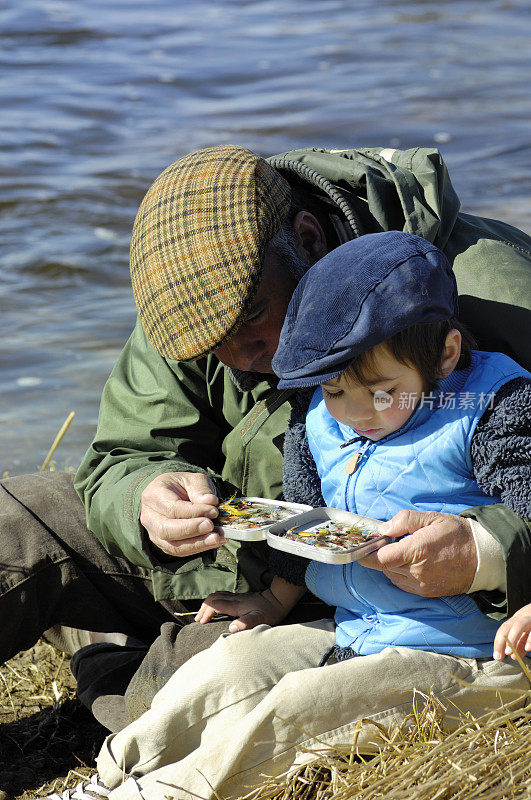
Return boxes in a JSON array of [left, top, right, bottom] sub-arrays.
[[215, 497, 313, 541], [267, 507, 391, 564]]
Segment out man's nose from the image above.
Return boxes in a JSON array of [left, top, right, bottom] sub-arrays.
[[213, 336, 265, 371]]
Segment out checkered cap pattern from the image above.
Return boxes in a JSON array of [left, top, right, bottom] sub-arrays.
[[130, 145, 292, 360]]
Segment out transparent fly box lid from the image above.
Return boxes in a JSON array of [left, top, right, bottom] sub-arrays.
[[215, 497, 313, 541], [267, 507, 392, 564]]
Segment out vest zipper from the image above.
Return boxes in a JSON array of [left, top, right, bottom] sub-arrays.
[[344, 439, 373, 513]]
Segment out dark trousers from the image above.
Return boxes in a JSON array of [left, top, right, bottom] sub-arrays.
[[0, 472, 328, 732]]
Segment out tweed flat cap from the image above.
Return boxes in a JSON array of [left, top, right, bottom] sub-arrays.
[[273, 231, 458, 388], [130, 145, 291, 361]]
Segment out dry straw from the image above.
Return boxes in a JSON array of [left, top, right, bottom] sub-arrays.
[[233, 659, 531, 800], [40, 411, 75, 471], [233, 698, 531, 800]]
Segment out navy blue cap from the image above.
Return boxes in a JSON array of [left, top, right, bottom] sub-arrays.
[[273, 231, 458, 389]]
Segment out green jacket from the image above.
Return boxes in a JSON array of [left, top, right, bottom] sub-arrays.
[[75, 146, 531, 614]]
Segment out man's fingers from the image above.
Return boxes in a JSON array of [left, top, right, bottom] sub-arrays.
[[140, 472, 226, 556], [143, 483, 218, 521], [361, 512, 476, 597], [356, 549, 384, 570], [142, 506, 226, 555], [379, 509, 440, 537], [358, 538, 411, 571], [180, 472, 219, 507], [152, 530, 226, 558], [145, 490, 218, 522], [141, 504, 216, 542], [358, 513, 436, 572]]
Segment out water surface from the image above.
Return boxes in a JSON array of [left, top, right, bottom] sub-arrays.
[[1, 0, 529, 473]]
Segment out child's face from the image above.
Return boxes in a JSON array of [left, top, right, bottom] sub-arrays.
[[320, 344, 425, 441]]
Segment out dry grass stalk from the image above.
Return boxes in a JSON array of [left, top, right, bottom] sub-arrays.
[[239, 688, 531, 800], [39, 411, 75, 472]]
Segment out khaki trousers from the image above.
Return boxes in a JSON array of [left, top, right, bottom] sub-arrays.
[[97, 620, 530, 800]]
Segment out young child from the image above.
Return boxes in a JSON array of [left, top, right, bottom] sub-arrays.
[[269, 230, 531, 660]]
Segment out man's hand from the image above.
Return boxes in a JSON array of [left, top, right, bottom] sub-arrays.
[[196, 579, 306, 633], [140, 472, 224, 558], [358, 510, 477, 597]]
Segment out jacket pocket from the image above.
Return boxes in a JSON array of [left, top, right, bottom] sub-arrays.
[[440, 593, 482, 617]]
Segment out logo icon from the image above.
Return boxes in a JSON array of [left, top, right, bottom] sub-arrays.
[[373, 390, 393, 410]]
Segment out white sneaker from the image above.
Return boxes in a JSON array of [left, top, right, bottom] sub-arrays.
[[47, 774, 111, 800]]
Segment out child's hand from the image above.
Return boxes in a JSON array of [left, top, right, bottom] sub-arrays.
[[195, 590, 287, 632], [195, 579, 305, 633], [493, 603, 531, 661]]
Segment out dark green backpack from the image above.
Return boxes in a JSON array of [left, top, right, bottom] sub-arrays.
[[269, 146, 531, 368]]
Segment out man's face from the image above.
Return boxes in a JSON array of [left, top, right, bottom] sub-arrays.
[[213, 245, 299, 373]]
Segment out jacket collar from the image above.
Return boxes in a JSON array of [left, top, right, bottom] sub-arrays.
[[224, 365, 276, 393]]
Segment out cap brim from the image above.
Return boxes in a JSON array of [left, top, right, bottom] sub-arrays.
[[276, 365, 345, 390]]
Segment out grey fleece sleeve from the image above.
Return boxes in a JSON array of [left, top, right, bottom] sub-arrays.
[[268, 389, 322, 586], [268, 548, 309, 586], [470, 377, 531, 518]]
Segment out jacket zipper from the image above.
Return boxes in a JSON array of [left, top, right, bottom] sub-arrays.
[[344, 439, 373, 513], [340, 398, 428, 515]]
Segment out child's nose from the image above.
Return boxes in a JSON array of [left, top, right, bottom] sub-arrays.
[[347, 397, 374, 422]]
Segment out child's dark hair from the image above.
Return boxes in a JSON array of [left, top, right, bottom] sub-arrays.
[[344, 318, 476, 392]]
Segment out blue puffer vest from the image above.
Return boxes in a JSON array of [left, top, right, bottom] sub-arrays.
[[305, 351, 530, 657]]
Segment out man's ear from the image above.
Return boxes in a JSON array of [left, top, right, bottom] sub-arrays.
[[292, 211, 328, 264], [440, 329, 462, 377]]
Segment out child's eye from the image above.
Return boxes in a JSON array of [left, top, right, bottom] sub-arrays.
[[322, 388, 343, 399], [369, 387, 396, 397]]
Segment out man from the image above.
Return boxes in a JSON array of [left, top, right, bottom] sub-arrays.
[[2, 143, 530, 735]]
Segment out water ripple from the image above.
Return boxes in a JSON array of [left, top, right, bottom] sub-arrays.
[[0, 0, 529, 472]]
